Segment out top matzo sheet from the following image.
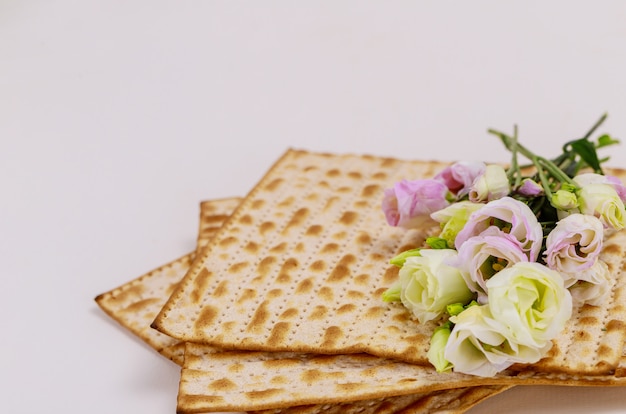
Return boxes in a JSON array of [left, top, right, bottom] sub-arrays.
[[153, 149, 626, 373]]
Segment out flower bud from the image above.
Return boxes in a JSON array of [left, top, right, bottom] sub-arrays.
[[469, 165, 511, 202], [517, 178, 544, 197], [427, 323, 453, 373], [550, 189, 578, 211]]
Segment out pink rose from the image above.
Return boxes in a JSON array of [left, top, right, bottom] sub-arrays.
[[544, 214, 604, 278], [435, 161, 486, 198], [454, 197, 543, 262], [382, 179, 450, 228], [454, 227, 528, 303]]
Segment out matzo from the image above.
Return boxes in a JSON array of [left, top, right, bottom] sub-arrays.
[[177, 338, 626, 413], [154, 150, 626, 375], [95, 197, 242, 364], [95, 197, 509, 414]]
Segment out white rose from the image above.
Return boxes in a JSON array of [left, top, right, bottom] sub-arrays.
[[486, 262, 572, 348], [544, 213, 604, 279], [577, 183, 625, 230], [574, 173, 626, 203], [398, 249, 474, 323], [444, 305, 548, 377]]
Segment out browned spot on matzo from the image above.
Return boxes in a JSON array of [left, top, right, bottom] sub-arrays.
[[347, 290, 365, 300], [212, 280, 229, 298], [361, 184, 381, 197], [265, 178, 284, 192], [308, 260, 326, 272], [267, 322, 291, 347], [354, 273, 370, 286], [607, 319, 626, 332], [357, 231, 372, 245], [228, 261, 249, 274], [321, 242, 339, 254], [123, 298, 160, 313], [259, 221, 275, 234], [283, 207, 309, 231], [321, 326, 343, 347], [247, 301, 270, 333], [239, 214, 253, 225], [194, 306, 219, 333], [279, 308, 298, 319], [278, 196, 295, 207], [326, 264, 350, 283], [339, 211, 359, 225], [246, 389, 283, 400], [365, 306, 386, 319], [337, 303, 357, 314], [295, 278, 314, 294], [308, 305, 328, 321], [237, 288, 256, 305], [257, 256, 277, 275], [209, 378, 237, 391], [218, 236, 238, 247], [326, 168, 341, 177], [305, 224, 323, 236], [267, 288, 283, 299], [318, 286, 334, 302], [190, 268, 212, 303], [244, 241, 260, 253], [269, 242, 288, 253]]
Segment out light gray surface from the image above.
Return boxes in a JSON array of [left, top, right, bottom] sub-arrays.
[[3, 1, 626, 413]]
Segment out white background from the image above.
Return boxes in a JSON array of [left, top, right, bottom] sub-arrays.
[[3, 1, 626, 413]]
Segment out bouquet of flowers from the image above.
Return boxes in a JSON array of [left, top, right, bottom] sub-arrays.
[[381, 114, 626, 377]]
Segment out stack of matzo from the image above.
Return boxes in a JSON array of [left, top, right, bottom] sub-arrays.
[[96, 149, 626, 413]]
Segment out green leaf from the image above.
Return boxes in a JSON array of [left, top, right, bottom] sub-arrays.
[[570, 138, 602, 173], [382, 283, 402, 302], [389, 248, 421, 267], [446, 303, 465, 317], [597, 134, 620, 148], [426, 237, 449, 249]]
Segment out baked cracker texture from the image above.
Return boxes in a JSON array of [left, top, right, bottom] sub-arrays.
[[153, 150, 626, 376], [96, 197, 507, 414], [95, 197, 242, 364]]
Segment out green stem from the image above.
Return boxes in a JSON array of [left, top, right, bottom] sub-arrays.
[[535, 156, 577, 186], [506, 125, 522, 187], [535, 163, 553, 199], [489, 129, 578, 187], [582, 113, 608, 141], [561, 112, 608, 152]]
